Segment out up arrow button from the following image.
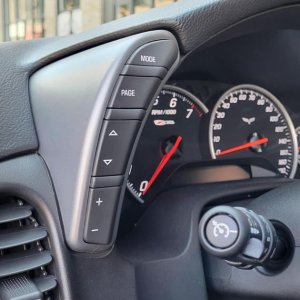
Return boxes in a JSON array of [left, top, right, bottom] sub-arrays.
[[109, 130, 118, 136]]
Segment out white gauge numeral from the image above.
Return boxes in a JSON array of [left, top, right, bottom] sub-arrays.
[[169, 98, 177, 108], [265, 106, 273, 113], [153, 98, 159, 106], [257, 99, 265, 105], [215, 149, 221, 156], [216, 112, 225, 119], [278, 159, 287, 165], [280, 149, 289, 156], [213, 123, 222, 130], [186, 108, 193, 119], [222, 103, 230, 109], [139, 181, 149, 192], [279, 138, 288, 145], [230, 97, 238, 103], [213, 136, 220, 143], [270, 116, 279, 122]]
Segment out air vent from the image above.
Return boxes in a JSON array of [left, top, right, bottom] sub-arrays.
[[0, 198, 57, 299]]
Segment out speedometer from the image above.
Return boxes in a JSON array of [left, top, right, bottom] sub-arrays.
[[209, 84, 298, 178]]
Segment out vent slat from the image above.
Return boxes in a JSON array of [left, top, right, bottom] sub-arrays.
[[0, 250, 52, 278], [0, 275, 42, 299], [0, 227, 47, 250], [0, 199, 56, 296], [34, 275, 57, 293], [0, 206, 32, 224]]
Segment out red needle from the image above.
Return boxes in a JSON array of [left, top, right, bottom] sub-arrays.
[[142, 136, 182, 196], [216, 137, 269, 157]]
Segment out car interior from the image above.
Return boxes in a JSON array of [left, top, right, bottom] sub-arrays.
[[0, 0, 300, 299]]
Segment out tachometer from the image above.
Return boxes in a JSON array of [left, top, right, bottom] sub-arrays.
[[209, 84, 298, 178], [127, 85, 208, 203]]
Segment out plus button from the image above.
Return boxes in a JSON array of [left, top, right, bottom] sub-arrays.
[[96, 198, 103, 206]]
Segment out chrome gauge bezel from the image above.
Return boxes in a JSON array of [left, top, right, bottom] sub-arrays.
[[209, 84, 298, 179]]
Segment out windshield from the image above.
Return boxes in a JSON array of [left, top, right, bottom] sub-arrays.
[[0, 0, 175, 42]]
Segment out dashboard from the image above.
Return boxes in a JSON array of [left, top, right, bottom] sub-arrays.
[[125, 30, 300, 209]]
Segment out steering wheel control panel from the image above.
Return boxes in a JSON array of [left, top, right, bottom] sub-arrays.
[[83, 37, 179, 246], [30, 30, 179, 253]]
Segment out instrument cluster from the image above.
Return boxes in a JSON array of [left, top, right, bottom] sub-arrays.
[[127, 81, 300, 204]]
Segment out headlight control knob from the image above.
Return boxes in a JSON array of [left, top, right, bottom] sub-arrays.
[[199, 206, 283, 269]]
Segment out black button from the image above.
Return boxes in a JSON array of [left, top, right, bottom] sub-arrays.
[[90, 175, 124, 188], [84, 187, 120, 244], [126, 40, 178, 69], [205, 215, 239, 249], [109, 76, 160, 109], [120, 65, 167, 79], [93, 120, 140, 176], [105, 108, 146, 120]]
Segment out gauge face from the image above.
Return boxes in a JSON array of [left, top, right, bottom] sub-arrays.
[[209, 84, 298, 178], [127, 85, 208, 203]]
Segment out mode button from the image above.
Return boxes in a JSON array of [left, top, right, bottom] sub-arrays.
[[126, 40, 178, 69]]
